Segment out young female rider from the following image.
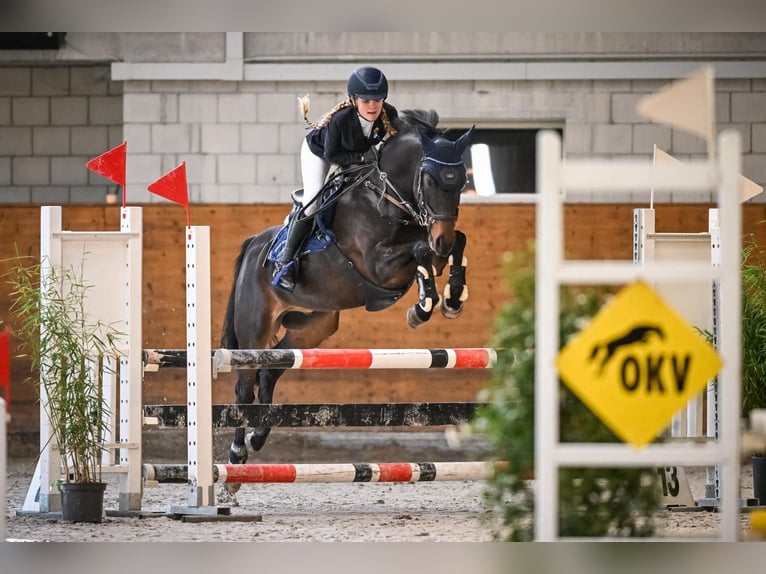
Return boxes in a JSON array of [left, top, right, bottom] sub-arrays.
[[273, 65, 399, 292]]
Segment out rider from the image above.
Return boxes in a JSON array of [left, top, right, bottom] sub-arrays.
[[272, 65, 399, 292]]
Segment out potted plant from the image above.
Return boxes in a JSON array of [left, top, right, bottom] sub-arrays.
[[7, 254, 121, 522], [740, 235, 766, 505]]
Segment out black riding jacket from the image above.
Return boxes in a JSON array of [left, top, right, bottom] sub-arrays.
[[305, 103, 398, 168]]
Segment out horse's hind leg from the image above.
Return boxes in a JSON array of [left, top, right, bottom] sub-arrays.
[[245, 310, 340, 452]]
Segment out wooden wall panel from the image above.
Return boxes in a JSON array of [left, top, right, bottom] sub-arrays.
[[2, 203, 766, 434]]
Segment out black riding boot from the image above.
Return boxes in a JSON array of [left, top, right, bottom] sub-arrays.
[[273, 216, 312, 292]]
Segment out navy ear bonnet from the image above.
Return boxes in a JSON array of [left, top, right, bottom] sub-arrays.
[[419, 127, 474, 192]]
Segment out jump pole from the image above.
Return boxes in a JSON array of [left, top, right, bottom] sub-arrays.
[[143, 347, 497, 371], [144, 461, 508, 485]]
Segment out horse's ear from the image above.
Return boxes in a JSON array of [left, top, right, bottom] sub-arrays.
[[417, 129, 433, 152], [454, 126, 475, 155]]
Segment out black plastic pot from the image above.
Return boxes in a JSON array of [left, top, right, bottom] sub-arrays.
[[753, 456, 766, 506], [60, 482, 106, 523]]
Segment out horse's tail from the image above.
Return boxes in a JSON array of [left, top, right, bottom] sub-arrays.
[[220, 235, 257, 349]]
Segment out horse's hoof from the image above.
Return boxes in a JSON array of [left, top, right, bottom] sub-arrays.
[[407, 306, 425, 329], [229, 443, 248, 465], [222, 483, 242, 501], [440, 301, 463, 320]]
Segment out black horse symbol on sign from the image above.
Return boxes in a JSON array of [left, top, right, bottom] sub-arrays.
[[589, 325, 665, 375]]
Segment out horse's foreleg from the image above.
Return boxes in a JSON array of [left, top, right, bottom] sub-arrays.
[[441, 229, 469, 319], [230, 374, 257, 464], [244, 368, 283, 452], [407, 242, 440, 329]]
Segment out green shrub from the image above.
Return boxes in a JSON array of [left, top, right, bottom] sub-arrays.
[[473, 243, 658, 540], [741, 234, 766, 420]]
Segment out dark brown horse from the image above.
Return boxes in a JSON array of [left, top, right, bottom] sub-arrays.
[[220, 110, 473, 491]]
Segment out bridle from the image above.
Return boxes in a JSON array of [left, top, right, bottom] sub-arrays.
[[362, 154, 465, 227]]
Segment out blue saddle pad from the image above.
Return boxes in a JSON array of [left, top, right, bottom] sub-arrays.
[[266, 223, 335, 264]]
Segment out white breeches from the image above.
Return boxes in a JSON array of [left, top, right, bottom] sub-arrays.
[[300, 139, 330, 215]]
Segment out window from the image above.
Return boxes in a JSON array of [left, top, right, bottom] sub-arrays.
[[443, 126, 563, 196]]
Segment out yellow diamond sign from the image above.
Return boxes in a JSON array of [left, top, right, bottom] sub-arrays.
[[556, 280, 722, 448]]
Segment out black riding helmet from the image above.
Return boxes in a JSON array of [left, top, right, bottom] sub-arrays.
[[347, 66, 388, 100]]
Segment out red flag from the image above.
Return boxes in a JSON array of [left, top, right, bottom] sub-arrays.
[[86, 142, 127, 187], [148, 162, 191, 226], [87, 141, 127, 207]]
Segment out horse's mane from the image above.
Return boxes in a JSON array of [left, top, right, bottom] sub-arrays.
[[395, 109, 443, 138]]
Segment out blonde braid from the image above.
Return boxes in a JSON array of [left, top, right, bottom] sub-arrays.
[[298, 95, 353, 129], [380, 106, 398, 138]]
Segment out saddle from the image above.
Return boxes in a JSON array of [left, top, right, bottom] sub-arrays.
[[266, 167, 412, 311]]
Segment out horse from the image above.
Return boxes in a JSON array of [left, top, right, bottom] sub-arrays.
[[220, 109, 474, 492]]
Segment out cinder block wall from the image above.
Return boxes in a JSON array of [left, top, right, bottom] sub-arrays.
[[1, 32, 765, 205], [0, 64, 123, 203]]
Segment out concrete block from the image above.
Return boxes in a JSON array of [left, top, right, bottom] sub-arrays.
[[611, 93, 645, 124], [0, 127, 32, 155], [0, 187, 31, 202], [563, 123, 592, 155], [32, 126, 71, 155], [672, 130, 707, 154], [593, 124, 632, 154], [89, 96, 123, 125], [188, 80, 237, 94], [219, 154, 256, 184], [12, 97, 49, 125], [743, 154, 766, 185], [51, 97, 88, 125], [32, 186, 70, 203], [0, 97, 10, 125], [183, 154, 217, 184], [13, 156, 49, 185], [219, 93, 257, 123], [256, 154, 295, 185], [32, 67, 69, 96], [672, 190, 714, 203], [716, 92, 730, 124], [258, 93, 298, 123], [733, 92, 766, 123], [124, 94, 162, 123], [242, 123, 280, 154], [201, 184, 248, 203], [0, 68, 30, 96], [0, 157, 9, 185], [108, 126, 124, 149], [753, 124, 766, 153], [179, 94, 218, 123], [51, 156, 89, 185], [632, 124, 672, 155], [70, 66, 110, 96], [579, 92, 611, 123], [279, 123, 307, 154], [162, 93, 178, 123], [69, 186, 110, 203], [201, 124, 240, 153], [151, 124, 192, 153], [152, 81, 190, 93], [123, 124, 152, 153], [71, 126, 109, 155]]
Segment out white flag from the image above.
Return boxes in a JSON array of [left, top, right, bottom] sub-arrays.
[[637, 66, 715, 145], [655, 146, 763, 203]]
